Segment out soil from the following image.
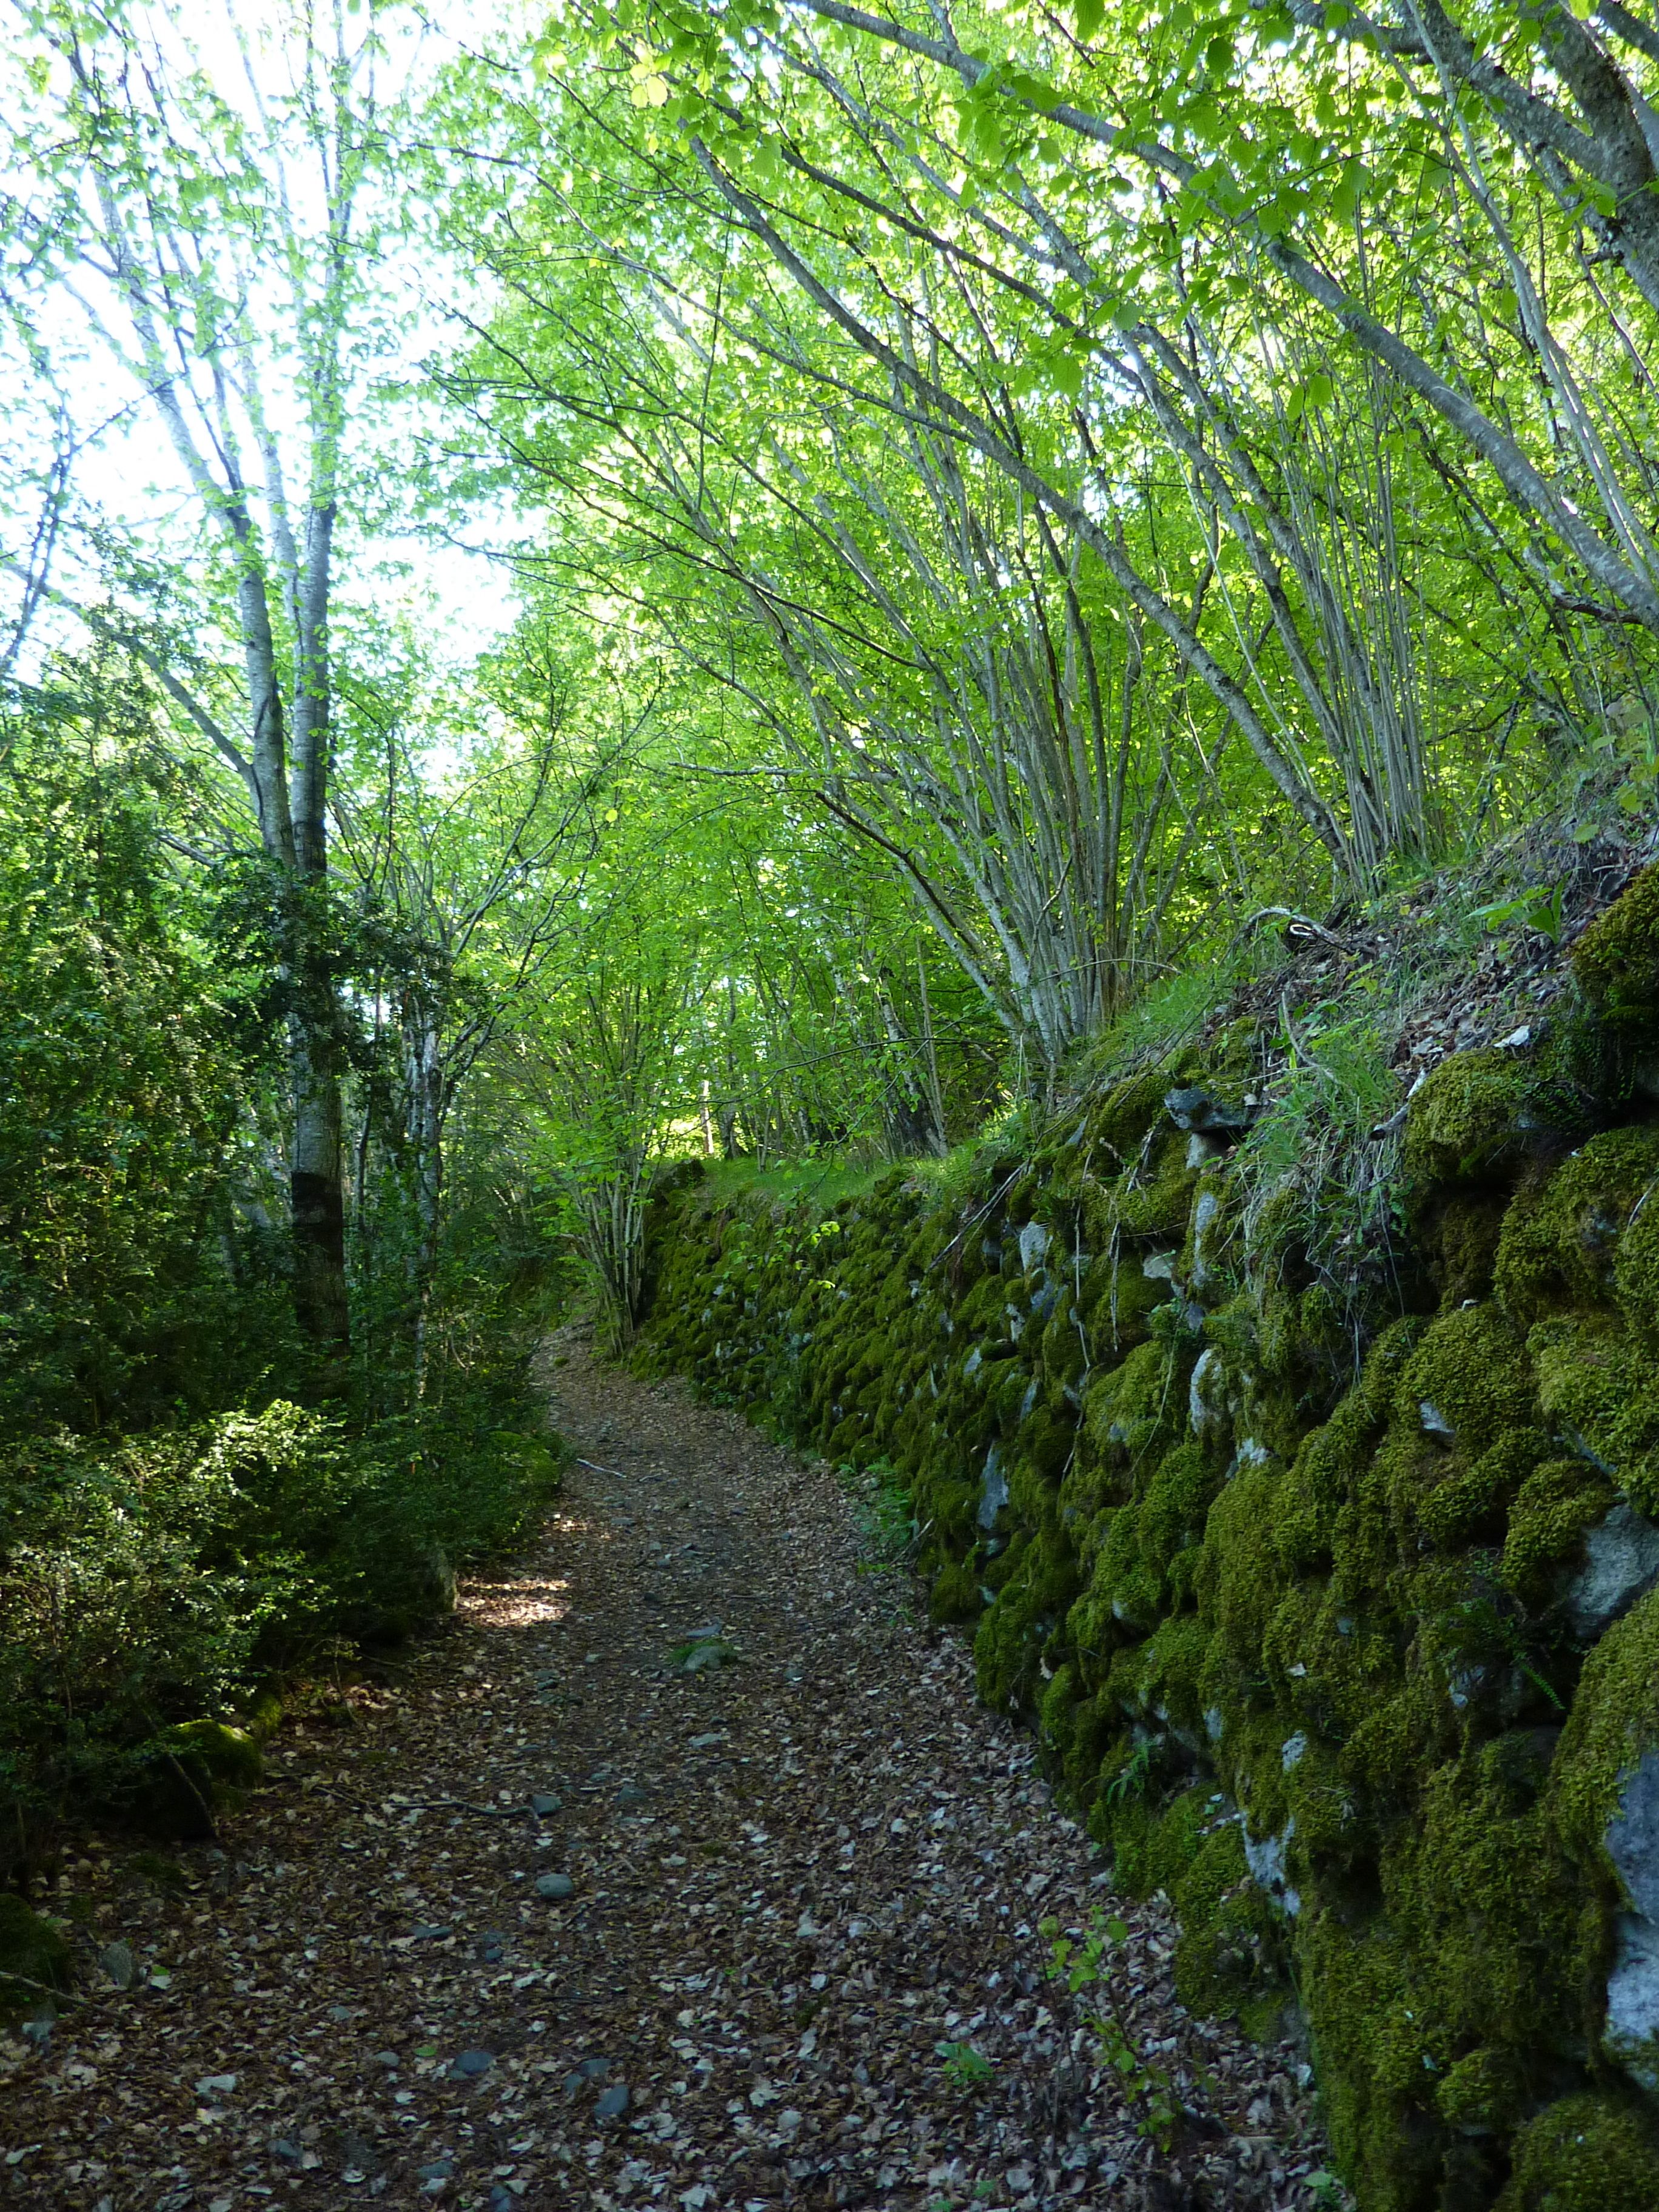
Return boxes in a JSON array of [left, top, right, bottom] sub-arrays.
[[0, 1329, 1334, 2211]]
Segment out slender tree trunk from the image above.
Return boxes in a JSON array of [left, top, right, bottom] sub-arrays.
[[290, 1021, 350, 1350], [408, 1010, 444, 1399]]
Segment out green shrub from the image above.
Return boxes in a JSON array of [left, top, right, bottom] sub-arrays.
[[0, 1400, 562, 1862]]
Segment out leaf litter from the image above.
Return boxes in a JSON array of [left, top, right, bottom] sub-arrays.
[[0, 1323, 1339, 2210]]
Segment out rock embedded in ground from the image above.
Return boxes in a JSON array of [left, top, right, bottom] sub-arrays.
[[99, 1939, 135, 1989], [534, 1870, 574, 1900]]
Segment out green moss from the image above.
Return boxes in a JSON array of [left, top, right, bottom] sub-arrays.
[[1094, 1504, 1165, 1635], [1079, 1255, 1166, 1364], [1111, 1777, 1211, 1900], [1039, 1660, 1079, 1755], [1403, 1048, 1592, 1193], [1014, 1404, 1074, 1487], [1168, 1816, 1290, 2026], [1298, 1914, 1432, 2212], [973, 1527, 1079, 1714], [1552, 1583, 1659, 1867], [1501, 1458, 1617, 1601], [928, 1556, 983, 1624], [1392, 1302, 1539, 1457], [1421, 1188, 1510, 1305], [1136, 1441, 1224, 1581], [1037, 1297, 1087, 1393], [1573, 862, 1659, 1033], [1416, 1425, 1549, 1552], [1495, 2093, 1659, 2210], [0, 1892, 70, 2011], [1127, 1611, 1211, 1741], [172, 1717, 263, 1789], [917, 1473, 980, 1546], [1496, 1124, 1659, 1326], [1105, 1131, 1196, 1241], [1527, 1311, 1659, 1512], [1085, 1066, 1175, 1159], [1080, 1338, 1180, 1475], [1433, 2042, 1521, 2136], [1198, 1462, 1287, 1672]]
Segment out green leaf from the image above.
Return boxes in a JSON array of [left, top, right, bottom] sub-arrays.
[[1050, 349, 1087, 400]]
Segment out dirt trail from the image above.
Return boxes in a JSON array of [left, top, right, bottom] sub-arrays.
[[2, 1329, 1330, 2211]]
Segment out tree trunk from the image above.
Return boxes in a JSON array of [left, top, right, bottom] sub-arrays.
[[290, 1023, 350, 1352], [406, 1005, 444, 1399]]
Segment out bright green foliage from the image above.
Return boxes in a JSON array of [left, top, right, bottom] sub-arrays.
[[0, 686, 569, 1872], [0, 721, 276, 1429], [1039, 1908, 1182, 2147]]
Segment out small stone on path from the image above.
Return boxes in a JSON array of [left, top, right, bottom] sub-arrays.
[[99, 1940, 135, 1989]]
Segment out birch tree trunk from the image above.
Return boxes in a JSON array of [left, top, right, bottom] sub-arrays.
[[25, 5, 375, 1352]]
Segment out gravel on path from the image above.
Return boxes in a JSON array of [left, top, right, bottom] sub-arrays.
[[0, 1326, 1334, 2211]]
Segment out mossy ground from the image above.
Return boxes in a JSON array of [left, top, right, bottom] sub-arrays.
[[0, 1891, 70, 2017], [638, 869, 1659, 2212]]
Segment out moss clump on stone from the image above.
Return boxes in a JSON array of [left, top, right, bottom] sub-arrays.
[[1552, 1584, 1659, 1867], [1501, 1457, 1618, 1600], [1527, 1312, 1659, 1513], [928, 1555, 983, 1624], [1496, 1124, 1659, 1326], [1493, 2092, 1659, 2210], [1419, 1188, 1510, 1306], [973, 1525, 1079, 1714], [1365, 1303, 1543, 1571], [1403, 1049, 1594, 1195], [1168, 1816, 1293, 2031], [1573, 862, 1659, 1033]]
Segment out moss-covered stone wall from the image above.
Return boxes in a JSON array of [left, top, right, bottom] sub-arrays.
[[636, 875, 1659, 2212]]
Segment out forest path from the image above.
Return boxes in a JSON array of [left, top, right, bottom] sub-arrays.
[[4, 1328, 1328, 2212]]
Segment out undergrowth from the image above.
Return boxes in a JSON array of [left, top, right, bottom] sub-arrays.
[[0, 1382, 565, 1871]]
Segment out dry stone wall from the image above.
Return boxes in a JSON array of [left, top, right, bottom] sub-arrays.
[[637, 870, 1659, 2212]]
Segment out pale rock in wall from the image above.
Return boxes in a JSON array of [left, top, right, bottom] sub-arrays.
[[1569, 1503, 1659, 1640], [1606, 1748, 1659, 2094]]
